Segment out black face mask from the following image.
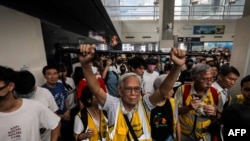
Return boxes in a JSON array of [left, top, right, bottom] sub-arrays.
[[120, 68, 126, 74], [117, 60, 123, 64], [0, 92, 10, 101]]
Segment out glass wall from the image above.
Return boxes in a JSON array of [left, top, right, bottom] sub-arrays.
[[174, 0, 245, 20], [102, 0, 159, 20]]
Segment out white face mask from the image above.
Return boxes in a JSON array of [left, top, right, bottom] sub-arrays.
[[108, 66, 113, 72], [91, 66, 97, 74]]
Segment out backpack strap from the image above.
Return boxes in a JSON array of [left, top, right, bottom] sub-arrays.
[[209, 87, 219, 105], [182, 85, 218, 106], [182, 84, 191, 105], [78, 108, 88, 133]]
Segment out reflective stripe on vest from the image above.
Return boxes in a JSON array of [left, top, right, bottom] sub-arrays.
[[179, 84, 216, 138]]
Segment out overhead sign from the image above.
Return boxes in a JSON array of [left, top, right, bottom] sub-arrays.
[[178, 37, 200, 42], [193, 25, 225, 35]]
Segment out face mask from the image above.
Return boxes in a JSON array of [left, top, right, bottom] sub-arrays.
[[148, 65, 156, 71], [161, 57, 166, 62], [20, 91, 35, 99], [108, 66, 113, 72], [120, 67, 126, 74], [0, 92, 9, 100], [191, 57, 196, 62], [91, 66, 97, 74], [117, 60, 123, 64]]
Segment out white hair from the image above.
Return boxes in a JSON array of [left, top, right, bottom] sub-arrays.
[[118, 72, 141, 88]]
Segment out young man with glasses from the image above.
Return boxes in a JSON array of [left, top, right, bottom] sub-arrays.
[[0, 66, 61, 141], [78, 44, 186, 141]]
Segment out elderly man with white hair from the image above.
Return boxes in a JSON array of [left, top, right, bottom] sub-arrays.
[[78, 44, 186, 141]]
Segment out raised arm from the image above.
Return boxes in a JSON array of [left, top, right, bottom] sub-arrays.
[[101, 59, 112, 79], [149, 47, 186, 105], [79, 44, 107, 106]]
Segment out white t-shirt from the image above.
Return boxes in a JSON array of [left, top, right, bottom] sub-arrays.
[[32, 86, 58, 141], [65, 77, 76, 109], [58, 77, 76, 109], [0, 99, 61, 141], [212, 81, 228, 112], [143, 71, 159, 95], [33, 86, 58, 112]]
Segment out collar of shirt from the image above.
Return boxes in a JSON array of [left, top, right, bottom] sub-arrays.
[[212, 81, 228, 95], [120, 99, 138, 121]]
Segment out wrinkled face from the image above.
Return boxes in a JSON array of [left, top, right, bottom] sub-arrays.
[[195, 70, 214, 90], [119, 76, 141, 108], [44, 69, 59, 85], [241, 81, 250, 104], [218, 73, 239, 89]]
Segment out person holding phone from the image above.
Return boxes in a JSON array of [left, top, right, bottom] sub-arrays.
[[175, 64, 219, 141]]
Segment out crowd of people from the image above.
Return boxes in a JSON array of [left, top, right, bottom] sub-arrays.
[[0, 45, 250, 141]]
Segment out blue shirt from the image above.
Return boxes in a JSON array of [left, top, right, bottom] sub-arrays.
[[42, 82, 67, 114]]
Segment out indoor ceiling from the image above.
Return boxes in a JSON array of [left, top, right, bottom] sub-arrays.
[[0, 0, 120, 45]]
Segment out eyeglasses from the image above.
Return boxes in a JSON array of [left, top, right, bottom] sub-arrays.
[[123, 86, 141, 93], [0, 83, 9, 91], [200, 77, 214, 83]]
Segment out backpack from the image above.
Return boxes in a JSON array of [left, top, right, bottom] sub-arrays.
[[182, 84, 218, 106]]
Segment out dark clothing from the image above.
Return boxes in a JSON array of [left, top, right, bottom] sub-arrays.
[[150, 100, 173, 141], [42, 82, 67, 114], [42, 82, 75, 141], [178, 70, 192, 84], [221, 103, 250, 141]]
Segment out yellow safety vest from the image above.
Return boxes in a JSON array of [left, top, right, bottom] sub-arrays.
[[108, 100, 152, 141], [170, 98, 178, 138], [228, 93, 244, 106], [179, 85, 216, 139], [77, 110, 108, 141]]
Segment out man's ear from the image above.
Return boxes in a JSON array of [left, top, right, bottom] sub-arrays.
[[8, 82, 15, 91]]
